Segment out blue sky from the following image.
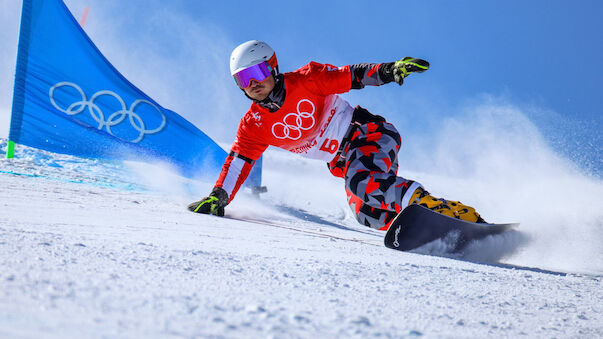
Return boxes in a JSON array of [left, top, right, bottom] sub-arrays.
[[77, 0, 603, 175], [1, 0, 601, 174], [166, 0, 603, 118]]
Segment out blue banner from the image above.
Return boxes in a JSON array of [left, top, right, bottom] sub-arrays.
[[9, 0, 261, 187]]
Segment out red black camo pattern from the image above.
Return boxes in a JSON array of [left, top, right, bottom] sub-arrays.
[[330, 121, 417, 230]]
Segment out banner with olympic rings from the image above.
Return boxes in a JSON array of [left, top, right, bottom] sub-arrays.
[[8, 0, 262, 187]]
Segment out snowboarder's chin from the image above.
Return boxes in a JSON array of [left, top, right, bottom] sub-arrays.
[[247, 87, 268, 100]]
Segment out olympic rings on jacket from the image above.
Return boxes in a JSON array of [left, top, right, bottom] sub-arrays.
[[49, 82, 166, 143], [272, 99, 316, 140]]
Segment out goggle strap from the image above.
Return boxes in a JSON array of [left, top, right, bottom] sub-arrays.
[[268, 53, 278, 70]]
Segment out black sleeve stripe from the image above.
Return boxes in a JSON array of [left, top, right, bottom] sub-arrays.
[[229, 151, 255, 164], [349, 62, 395, 90]]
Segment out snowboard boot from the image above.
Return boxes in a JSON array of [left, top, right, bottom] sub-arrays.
[[409, 187, 486, 223]]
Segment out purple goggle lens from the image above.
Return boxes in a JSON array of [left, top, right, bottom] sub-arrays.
[[233, 62, 272, 88]]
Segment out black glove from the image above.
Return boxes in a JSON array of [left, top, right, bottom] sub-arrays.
[[187, 187, 229, 216], [393, 57, 430, 85]]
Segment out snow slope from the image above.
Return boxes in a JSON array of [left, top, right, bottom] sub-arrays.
[[0, 138, 602, 338]]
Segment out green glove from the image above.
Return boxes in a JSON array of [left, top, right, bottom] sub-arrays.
[[393, 57, 430, 85], [187, 187, 228, 216]]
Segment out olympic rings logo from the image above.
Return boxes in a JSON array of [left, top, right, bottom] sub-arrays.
[[49, 82, 166, 143], [271, 99, 316, 140]]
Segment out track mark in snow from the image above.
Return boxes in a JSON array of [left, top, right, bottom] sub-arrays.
[[224, 215, 382, 246]]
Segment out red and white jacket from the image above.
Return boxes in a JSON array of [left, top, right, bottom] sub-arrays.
[[216, 60, 398, 202], [215, 62, 357, 202]]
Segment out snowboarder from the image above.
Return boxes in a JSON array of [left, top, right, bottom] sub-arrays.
[[188, 40, 485, 230]]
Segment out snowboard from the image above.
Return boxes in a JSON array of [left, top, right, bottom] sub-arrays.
[[384, 204, 518, 252]]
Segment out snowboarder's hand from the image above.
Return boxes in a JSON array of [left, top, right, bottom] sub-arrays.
[[187, 187, 228, 216], [393, 57, 430, 85]]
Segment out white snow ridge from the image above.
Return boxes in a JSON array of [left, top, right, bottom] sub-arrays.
[[0, 138, 601, 338]]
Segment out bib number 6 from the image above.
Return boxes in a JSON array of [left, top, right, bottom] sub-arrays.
[[320, 138, 339, 154]]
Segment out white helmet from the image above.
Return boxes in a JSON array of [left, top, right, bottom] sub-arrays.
[[230, 40, 278, 76]]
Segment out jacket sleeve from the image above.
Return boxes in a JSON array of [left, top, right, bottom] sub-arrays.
[[214, 117, 268, 203], [349, 62, 396, 89], [298, 62, 353, 95], [214, 150, 260, 203]]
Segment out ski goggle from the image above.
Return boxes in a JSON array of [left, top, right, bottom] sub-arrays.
[[233, 62, 273, 88]]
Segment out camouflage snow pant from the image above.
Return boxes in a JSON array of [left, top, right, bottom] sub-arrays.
[[329, 116, 422, 230]]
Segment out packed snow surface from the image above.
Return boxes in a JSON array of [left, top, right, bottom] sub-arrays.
[[0, 138, 601, 338]]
